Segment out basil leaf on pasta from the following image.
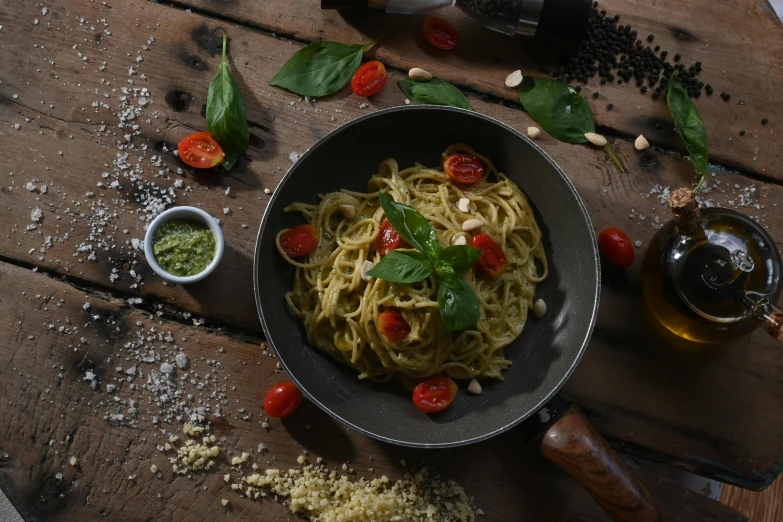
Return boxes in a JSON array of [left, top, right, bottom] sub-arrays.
[[438, 245, 481, 277], [438, 274, 480, 331], [367, 250, 433, 283], [378, 194, 442, 260]]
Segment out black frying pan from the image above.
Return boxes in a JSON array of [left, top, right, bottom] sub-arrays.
[[254, 106, 665, 521]]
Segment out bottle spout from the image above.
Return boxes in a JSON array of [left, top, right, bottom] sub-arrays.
[[744, 291, 783, 344]]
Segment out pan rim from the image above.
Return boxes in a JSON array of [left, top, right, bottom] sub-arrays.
[[253, 105, 601, 448]]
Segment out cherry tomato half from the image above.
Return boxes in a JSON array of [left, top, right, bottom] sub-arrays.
[[471, 234, 508, 278], [413, 377, 458, 413], [280, 224, 319, 258], [351, 60, 388, 97], [422, 17, 459, 50], [376, 218, 408, 256], [378, 310, 411, 341], [177, 132, 225, 169], [598, 227, 635, 268], [264, 381, 303, 418], [444, 154, 484, 184]]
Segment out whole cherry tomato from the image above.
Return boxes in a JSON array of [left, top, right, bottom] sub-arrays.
[[413, 376, 458, 413], [444, 154, 484, 184], [351, 60, 388, 97], [178, 132, 225, 169], [470, 234, 507, 277], [598, 227, 635, 268], [264, 381, 303, 418], [280, 224, 319, 258], [377, 310, 411, 341], [376, 218, 408, 256], [422, 18, 459, 50]]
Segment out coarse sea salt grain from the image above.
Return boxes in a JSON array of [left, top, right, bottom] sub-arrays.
[[289, 151, 302, 163]]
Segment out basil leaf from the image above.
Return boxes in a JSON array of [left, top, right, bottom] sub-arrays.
[[378, 194, 442, 261], [438, 274, 480, 331], [270, 40, 370, 97], [397, 78, 472, 110], [667, 72, 709, 191], [438, 245, 481, 277], [516, 76, 595, 144], [367, 250, 433, 283], [206, 34, 250, 171]]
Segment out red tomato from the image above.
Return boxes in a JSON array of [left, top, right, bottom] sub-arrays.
[[444, 154, 484, 184], [598, 227, 635, 268], [177, 132, 225, 169], [376, 218, 408, 256], [280, 224, 319, 258], [351, 60, 388, 97], [264, 381, 303, 418], [470, 234, 507, 278], [413, 377, 458, 413], [377, 310, 411, 341], [422, 18, 459, 50]]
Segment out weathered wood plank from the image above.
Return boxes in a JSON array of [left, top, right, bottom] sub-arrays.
[[721, 474, 783, 522], [1, 0, 783, 488], [0, 260, 745, 521], [171, 0, 783, 178]]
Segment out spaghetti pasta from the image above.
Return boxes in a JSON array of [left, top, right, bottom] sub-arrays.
[[276, 145, 547, 382]]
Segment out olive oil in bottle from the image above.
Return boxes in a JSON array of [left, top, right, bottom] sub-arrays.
[[641, 188, 782, 344]]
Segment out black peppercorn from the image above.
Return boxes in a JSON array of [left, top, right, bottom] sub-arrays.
[[720, 92, 731, 101], [575, 85, 582, 92], [739, 130, 746, 136], [592, 91, 600, 99], [762, 118, 769, 125], [606, 103, 613, 110], [661, 51, 668, 58], [600, 78, 607, 85], [674, 53, 681, 62], [641, 86, 648, 93], [647, 34, 654, 42]]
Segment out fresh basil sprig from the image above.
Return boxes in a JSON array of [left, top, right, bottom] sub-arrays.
[[270, 40, 373, 97], [206, 34, 250, 171], [666, 72, 709, 192], [397, 78, 472, 110], [367, 194, 481, 331], [516, 76, 594, 144]]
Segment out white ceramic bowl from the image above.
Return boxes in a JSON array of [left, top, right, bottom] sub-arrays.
[[144, 206, 224, 284]]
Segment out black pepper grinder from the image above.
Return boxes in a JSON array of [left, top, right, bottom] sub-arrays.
[[321, 0, 592, 54]]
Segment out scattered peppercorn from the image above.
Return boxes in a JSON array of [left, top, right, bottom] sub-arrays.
[[592, 91, 600, 99], [550, 3, 708, 101], [705, 84, 714, 95], [674, 53, 681, 62], [640, 86, 648, 94], [720, 92, 731, 101], [762, 118, 769, 125], [739, 130, 745, 136], [575, 85, 582, 92], [606, 103, 613, 110]]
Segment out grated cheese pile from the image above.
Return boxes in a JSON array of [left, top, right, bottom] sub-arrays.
[[244, 465, 477, 522]]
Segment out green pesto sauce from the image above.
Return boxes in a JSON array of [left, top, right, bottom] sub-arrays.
[[152, 219, 216, 277]]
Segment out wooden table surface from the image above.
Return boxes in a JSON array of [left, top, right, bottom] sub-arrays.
[[1, 0, 781, 520]]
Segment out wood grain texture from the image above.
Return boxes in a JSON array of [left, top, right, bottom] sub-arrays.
[[0, 260, 745, 522], [1, 0, 782, 490], [721, 475, 783, 522], [542, 405, 666, 522], [173, 0, 783, 178]]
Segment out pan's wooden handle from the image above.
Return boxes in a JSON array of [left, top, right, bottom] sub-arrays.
[[540, 404, 668, 522]]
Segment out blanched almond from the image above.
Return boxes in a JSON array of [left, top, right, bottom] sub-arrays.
[[457, 197, 470, 212], [467, 378, 482, 395], [408, 68, 432, 81], [361, 260, 374, 281], [527, 127, 541, 139], [339, 204, 356, 219], [505, 70, 523, 88], [452, 235, 467, 246], [534, 299, 547, 319], [584, 132, 607, 147], [461, 219, 483, 231], [634, 134, 650, 150]]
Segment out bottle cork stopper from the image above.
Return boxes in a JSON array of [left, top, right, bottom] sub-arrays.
[[668, 188, 701, 234]]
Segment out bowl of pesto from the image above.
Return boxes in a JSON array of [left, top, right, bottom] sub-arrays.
[[144, 206, 224, 284]]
